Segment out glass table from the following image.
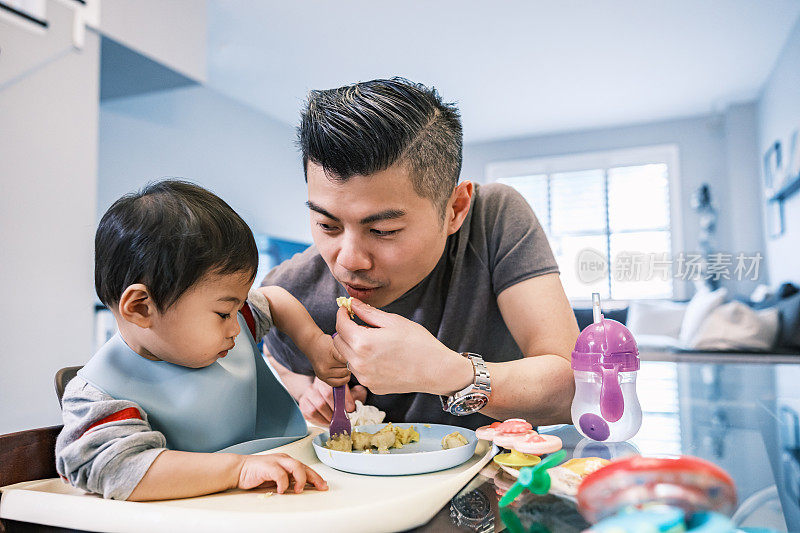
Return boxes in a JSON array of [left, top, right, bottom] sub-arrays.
[[2, 356, 798, 532], [414, 357, 800, 532]]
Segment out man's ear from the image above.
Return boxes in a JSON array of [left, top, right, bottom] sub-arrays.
[[117, 284, 157, 328], [445, 180, 474, 236]]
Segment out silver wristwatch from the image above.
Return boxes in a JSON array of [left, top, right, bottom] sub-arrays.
[[440, 352, 491, 416]]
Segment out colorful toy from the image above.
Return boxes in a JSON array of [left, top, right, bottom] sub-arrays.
[[571, 293, 642, 442], [513, 432, 564, 455], [481, 419, 612, 504], [476, 418, 532, 440], [559, 457, 611, 477], [586, 508, 748, 532], [494, 450, 542, 470], [576, 455, 737, 524], [499, 450, 567, 506], [475, 418, 563, 470], [586, 505, 686, 532]]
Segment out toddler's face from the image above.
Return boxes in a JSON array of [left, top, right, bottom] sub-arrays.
[[145, 271, 252, 368]]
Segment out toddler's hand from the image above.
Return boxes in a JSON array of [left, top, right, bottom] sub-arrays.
[[237, 453, 328, 493], [307, 333, 350, 387]]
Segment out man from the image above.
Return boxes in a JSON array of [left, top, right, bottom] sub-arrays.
[[263, 78, 579, 430]]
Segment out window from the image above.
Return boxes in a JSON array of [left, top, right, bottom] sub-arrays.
[[487, 145, 680, 302]]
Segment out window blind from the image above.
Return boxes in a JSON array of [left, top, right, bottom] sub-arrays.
[[498, 162, 673, 300]]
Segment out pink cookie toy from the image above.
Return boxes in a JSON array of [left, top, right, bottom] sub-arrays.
[[482, 418, 555, 471], [494, 430, 538, 449], [490, 419, 535, 447], [495, 419, 533, 433], [493, 431, 562, 473], [475, 421, 503, 441], [512, 433, 563, 455], [477, 418, 534, 445]]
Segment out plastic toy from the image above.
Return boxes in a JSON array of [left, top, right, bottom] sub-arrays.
[[475, 418, 563, 470], [498, 450, 567, 506], [576, 455, 737, 524]]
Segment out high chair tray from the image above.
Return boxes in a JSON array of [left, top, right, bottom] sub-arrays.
[[0, 426, 495, 533]]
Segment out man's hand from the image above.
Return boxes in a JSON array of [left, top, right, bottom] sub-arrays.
[[332, 299, 473, 396], [297, 377, 367, 426], [305, 333, 350, 387], [237, 453, 328, 493]]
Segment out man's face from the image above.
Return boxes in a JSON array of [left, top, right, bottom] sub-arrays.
[[306, 161, 450, 308]]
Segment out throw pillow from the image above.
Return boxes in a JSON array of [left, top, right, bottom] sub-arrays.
[[688, 301, 780, 351], [626, 300, 688, 339], [678, 287, 728, 345]]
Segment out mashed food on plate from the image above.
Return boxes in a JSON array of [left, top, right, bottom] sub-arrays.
[[325, 423, 419, 453], [441, 431, 469, 449]]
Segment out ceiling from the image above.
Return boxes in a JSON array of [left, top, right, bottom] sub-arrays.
[[207, 0, 800, 143]]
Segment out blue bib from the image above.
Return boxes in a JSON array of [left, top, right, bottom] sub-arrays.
[[79, 314, 307, 454]]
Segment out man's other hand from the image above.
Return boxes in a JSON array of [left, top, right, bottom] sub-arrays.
[[297, 377, 368, 426]]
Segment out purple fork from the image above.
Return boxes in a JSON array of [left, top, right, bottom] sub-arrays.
[[329, 385, 351, 437], [328, 332, 351, 437]]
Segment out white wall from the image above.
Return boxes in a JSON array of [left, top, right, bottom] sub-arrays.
[[98, 0, 206, 83], [0, 27, 100, 433], [463, 105, 766, 298], [723, 103, 766, 288], [758, 16, 800, 286], [98, 85, 310, 242]]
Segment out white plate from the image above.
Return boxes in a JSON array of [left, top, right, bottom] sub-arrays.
[[312, 423, 478, 476]]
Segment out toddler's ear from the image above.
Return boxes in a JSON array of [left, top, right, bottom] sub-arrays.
[[118, 284, 157, 328]]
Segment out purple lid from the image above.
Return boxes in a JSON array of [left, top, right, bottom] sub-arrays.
[[571, 317, 640, 372]]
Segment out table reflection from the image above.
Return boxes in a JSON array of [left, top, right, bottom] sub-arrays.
[[415, 359, 800, 532]]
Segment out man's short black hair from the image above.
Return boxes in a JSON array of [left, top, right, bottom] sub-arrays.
[[95, 180, 258, 312], [298, 77, 463, 218]]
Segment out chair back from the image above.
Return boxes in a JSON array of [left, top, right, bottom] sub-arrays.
[[0, 426, 61, 488], [54, 366, 82, 406]]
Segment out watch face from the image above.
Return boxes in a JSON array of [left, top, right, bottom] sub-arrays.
[[451, 392, 489, 416], [450, 488, 493, 530], [453, 489, 492, 519]]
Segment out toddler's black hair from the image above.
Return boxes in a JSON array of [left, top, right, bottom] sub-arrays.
[[95, 180, 258, 312]]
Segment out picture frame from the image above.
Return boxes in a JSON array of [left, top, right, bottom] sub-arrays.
[[767, 199, 784, 239], [787, 129, 800, 180], [763, 141, 782, 194]]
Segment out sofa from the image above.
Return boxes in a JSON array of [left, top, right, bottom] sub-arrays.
[[572, 283, 800, 356]]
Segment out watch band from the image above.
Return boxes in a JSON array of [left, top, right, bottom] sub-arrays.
[[440, 352, 491, 416], [468, 353, 492, 395]]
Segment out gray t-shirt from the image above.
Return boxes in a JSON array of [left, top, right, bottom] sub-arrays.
[[262, 183, 559, 429]]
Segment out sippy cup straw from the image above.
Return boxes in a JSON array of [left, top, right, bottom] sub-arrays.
[[498, 450, 567, 507], [592, 292, 603, 324]]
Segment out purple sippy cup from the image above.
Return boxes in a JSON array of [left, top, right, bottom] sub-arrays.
[[571, 293, 642, 442]]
